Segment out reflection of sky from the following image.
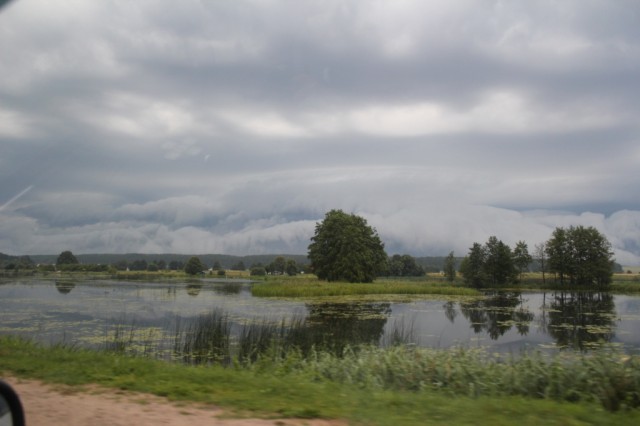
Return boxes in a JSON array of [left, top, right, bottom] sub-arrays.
[[2, 281, 640, 354], [611, 295, 640, 354]]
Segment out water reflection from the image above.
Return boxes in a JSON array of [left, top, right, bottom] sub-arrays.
[[458, 292, 534, 340], [545, 292, 617, 350], [186, 284, 202, 297], [303, 302, 391, 354], [212, 282, 244, 295], [443, 301, 457, 323], [1, 281, 638, 354], [55, 281, 75, 295]]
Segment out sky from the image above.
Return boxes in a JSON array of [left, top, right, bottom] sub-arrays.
[[1, 0, 639, 264]]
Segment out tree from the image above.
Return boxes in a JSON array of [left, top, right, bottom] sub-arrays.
[[568, 226, 614, 287], [169, 260, 184, 270], [250, 266, 266, 276], [459, 243, 486, 288], [112, 260, 128, 271], [285, 259, 299, 276], [387, 254, 424, 277], [533, 242, 547, 285], [460, 237, 517, 288], [443, 251, 456, 282], [545, 226, 614, 287], [130, 259, 148, 271], [56, 251, 78, 266], [184, 256, 204, 275], [483, 236, 517, 286], [513, 241, 532, 280], [546, 227, 570, 285], [308, 209, 387, 283], [269, 256, 287, 275]]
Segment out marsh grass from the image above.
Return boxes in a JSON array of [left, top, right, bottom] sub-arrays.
[[251, 278, 480, 298], [252, 344, 640, 412], [101, 306, 412, 365], [173, 310, 231, 364], [3, 335, 640, 423], [96, 306, 640, 413], [104, 321, 165, 357]]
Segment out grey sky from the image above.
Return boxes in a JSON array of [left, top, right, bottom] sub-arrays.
[[1, 0, 639, 264]]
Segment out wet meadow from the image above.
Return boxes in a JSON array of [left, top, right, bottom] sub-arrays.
[[2, 275, 640, 423]]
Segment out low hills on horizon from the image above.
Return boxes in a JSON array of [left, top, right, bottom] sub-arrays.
[[2, 252, 452, 272], [2, 252, 629, 273]]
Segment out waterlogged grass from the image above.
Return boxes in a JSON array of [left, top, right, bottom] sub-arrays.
[[251, 278, 480, 298], [491, 273, 640, 293], [255, 345, 640, 412], [611, 278, 640, 293], [2, 336, 640, 425]]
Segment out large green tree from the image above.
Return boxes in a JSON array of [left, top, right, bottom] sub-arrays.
[[184, 256, 204, 275], [546, 226, 614, 287], [56, 250, 78, 266], [308, 209, 387, 283], [483, 236, 517, 286], [460, 237, 517, 288]]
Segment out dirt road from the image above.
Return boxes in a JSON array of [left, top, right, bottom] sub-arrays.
[[4, 377, 344, 426]]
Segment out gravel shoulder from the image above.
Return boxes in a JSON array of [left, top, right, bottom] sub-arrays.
[[4, 377, 345, 426]]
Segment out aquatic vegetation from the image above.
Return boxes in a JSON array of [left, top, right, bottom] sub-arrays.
[[251, 278, 480, 298], [173, 310, 231, 364], [251, 344, 640, 412]]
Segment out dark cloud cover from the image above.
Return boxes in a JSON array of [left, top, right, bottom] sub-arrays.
[[1, 0, 639, 264]]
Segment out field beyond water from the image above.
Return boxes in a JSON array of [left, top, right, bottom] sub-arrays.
[[2, 336, 640, 425]]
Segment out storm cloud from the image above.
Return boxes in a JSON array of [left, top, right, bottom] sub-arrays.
[[1, 0, 639, 264]]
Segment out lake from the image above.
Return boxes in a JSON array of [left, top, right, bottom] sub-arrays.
[[1, 279, 640, 358]]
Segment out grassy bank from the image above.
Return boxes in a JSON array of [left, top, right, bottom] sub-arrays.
[[252, 273, 640, 298], [454, 273, 640, 293], [2, 336, 640, 425], [251, 277, 480, 298]]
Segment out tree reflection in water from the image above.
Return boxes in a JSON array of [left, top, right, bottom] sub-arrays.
[[458, 292, 534, 340], [545, 292, 616, 350], [55, 280, 76, 295], [186, 284, 202, 297], [301, 302, 391, 355], [443, 301, 457, 323]]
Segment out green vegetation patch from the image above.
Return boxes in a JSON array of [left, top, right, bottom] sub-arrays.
[[251, 278, 480, 298], [2, 336, 640, 425]]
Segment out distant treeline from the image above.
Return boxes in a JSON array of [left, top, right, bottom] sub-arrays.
[[1, 252, 625, 275], [5, 253, 451, 271], [23, 253, 311, 270]]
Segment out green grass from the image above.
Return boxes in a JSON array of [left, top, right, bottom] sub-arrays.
[[252, 273, 640, 298], [251, 277, 480, 298], [2, 336, 640, 425], [467, 273, 640, 293]]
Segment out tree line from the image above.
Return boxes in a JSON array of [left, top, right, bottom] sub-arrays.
[[3, 210, 620, 288], [307, 210, 617, 288], [458, 225, 615, 288]]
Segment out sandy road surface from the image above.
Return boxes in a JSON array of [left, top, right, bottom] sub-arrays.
[[4, 377, 345, 426]]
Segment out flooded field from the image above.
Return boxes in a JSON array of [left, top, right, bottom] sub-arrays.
[[1, 279, 640, 357]]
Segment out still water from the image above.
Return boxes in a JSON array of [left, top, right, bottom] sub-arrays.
[[1, 279, 640, 354]]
